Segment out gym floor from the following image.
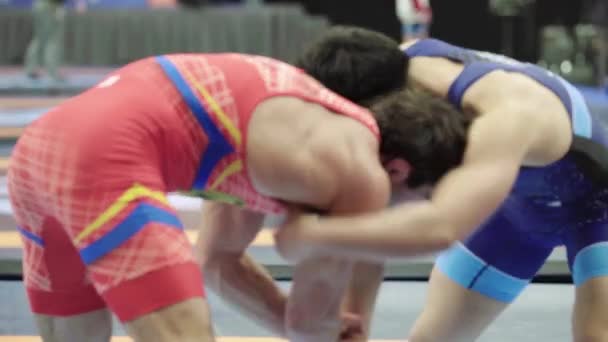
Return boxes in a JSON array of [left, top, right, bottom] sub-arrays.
[[0, 279, 575, 341]]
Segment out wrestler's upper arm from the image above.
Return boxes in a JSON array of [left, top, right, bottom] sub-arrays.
[[279, 132, 390, 213], [429, 110, 534, 238], [462, 71, 572, 164], [195, 202, 265, 260]]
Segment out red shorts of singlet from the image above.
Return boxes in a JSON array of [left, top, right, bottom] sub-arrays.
[[8, 60, 206, 322]]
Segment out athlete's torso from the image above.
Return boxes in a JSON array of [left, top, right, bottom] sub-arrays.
[[140, 53, 379, 214], [21, 54, 378, 215], [404, 39, 608, 238]]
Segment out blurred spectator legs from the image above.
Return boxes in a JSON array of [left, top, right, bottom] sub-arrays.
[[23, 0, 65, 82], [537, 0, 607, 86], [489, 0, 535, 57]]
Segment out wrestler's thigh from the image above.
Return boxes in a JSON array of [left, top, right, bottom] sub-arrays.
[[409, 211, 553, 342]]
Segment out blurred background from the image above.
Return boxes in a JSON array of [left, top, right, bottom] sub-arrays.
[[0, 0, 606, 91]]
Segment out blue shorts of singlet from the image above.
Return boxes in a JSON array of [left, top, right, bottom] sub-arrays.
[[436, 78, 608, 303]]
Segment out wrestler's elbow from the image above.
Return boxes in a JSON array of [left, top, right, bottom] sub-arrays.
[[424, 225, 459, 252], [198, 247, 219, 274], [421, 210, 463, 252], [396, 205, 458, 255], [396, 226, 457, 256]]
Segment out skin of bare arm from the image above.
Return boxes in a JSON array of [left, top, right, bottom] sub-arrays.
[[195, 201, 288, 336], [194, 96, 392, 341], [274, 70, 573, 262]]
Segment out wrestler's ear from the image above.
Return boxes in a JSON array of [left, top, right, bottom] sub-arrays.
[[384, 158, 411, 185]]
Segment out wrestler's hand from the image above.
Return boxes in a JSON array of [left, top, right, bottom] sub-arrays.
[[339, 312, 365, 342], [274, 208, 320, 263]]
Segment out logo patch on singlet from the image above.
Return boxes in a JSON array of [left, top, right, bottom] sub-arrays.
[[183, 190, 245, 206], [97, 75, 120, 88]]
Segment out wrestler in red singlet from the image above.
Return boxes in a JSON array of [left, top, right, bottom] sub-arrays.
[[7, 53, 378, 322]]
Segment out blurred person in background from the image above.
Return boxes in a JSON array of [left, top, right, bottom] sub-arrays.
[[23, 0, 86, 82], [396, 0, 432, 42], [583, 0, 607, 87]]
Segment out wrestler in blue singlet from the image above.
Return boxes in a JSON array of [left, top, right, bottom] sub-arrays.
[[404, 39, 608, 302]]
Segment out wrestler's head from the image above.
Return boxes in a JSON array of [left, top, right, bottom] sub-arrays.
[[296, 25, 407, 104], [298, 26, 469, 195], [369, 88, 471, 196]]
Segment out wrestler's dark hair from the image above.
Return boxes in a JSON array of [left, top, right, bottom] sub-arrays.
[[368, 87, 474, 188], [297, 25, 471, 187], [296, 26, 408, 104]]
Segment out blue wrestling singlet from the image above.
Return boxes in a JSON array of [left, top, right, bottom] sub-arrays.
[[404, 39, 608, 302]]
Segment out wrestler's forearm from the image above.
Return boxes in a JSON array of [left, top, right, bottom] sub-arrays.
[[204, 252, 287, 336], [307, 202, 453, 261], [305, 162, 512, 261], [342, 262, 385, 337], [286, 257, 355, 342]]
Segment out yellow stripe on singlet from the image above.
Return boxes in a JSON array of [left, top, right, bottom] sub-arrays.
[[181, 68, 242, 147], [209, 160, 243, 190], [184, 228, 274, 246], [73, 184, 170, 244], [0, 228, 274, 248]]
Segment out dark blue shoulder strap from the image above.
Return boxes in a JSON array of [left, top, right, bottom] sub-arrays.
[[403, 38, 458, 58], [404, 40, 500, 108], [447, 62, 498, 108]]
